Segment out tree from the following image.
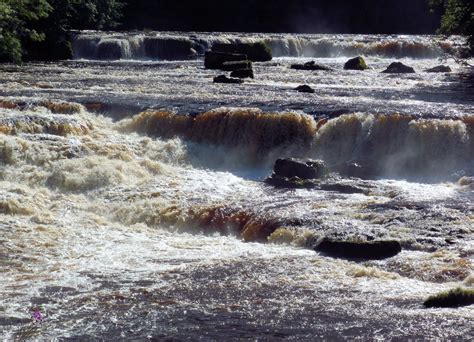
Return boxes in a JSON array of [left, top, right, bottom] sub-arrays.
[[0, 0, 124, 63], [26, 0, 124, 61], [43, 0, 124, 32], [431, 0, 474, 56], [0, 0, 52, 63]]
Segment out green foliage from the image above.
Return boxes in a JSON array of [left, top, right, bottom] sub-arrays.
[[0, 0, 52, 63], [431, 0, 474, 56], [44, 0, 124, 33], [0, 0, 124, 63]]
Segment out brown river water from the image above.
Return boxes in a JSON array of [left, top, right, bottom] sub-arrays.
[[0, 32, 473, 340]]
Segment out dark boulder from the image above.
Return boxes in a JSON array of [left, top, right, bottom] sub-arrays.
[[424, 288, 474, 308], [205, 51, 248, 69], [291, 61, 333, 71], [425, 65, 452, 73], [212, 42, 272, 62], [344, 56, 369, 70], [221, 60, 252, 71], [295, 85, 315, 93], [273, 158, 327, 179], [213, 75, 244, 84], [230, 68, 254, 79], [382, 62, 416, 73], [264, 158, 327, 189], [314, 238, 402, 260]]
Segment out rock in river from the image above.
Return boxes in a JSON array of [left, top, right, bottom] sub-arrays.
[[230, 68, 254, 79], [424, 288, 474, 308], [265, 158, 327, 188], [213, 75, 244, 84], [290, 61, 333, 71], [425, 65, 452, 73], [314, 238, 402, 260], [220, 60, 253, 72], [382, 62, 415, 73], [344, 56, 368, 70], [295, 85, 315, 93], [211, 41, 272, 62], [274, 158, 327, 179], [205, 51, 248, 69]]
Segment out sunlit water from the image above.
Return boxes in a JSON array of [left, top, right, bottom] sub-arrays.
[[0, 32, 473, 340]]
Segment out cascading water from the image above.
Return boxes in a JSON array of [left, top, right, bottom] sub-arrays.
[[1, 30, 473, 340], [72, 31, 463, 60]]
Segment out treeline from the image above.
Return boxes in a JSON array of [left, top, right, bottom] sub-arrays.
[[0, 0, 123, 63], [0, 0, 472, 63], [430, 0, 473, 57]]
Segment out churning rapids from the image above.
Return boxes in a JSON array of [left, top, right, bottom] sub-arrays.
[[1, 32, 473, 340]]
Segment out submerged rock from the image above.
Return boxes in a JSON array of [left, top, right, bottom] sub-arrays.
[[295, 85, 315, 93], [211, 42, 272, 62], [382, 62, 416, 73], [205, 51, 248, 69], [213, 75, 244, 84], [230, 68, 254, 79], [424, 288, 474, 308], [314, 238, 402, 260], [344, 56, 368, 70], [425, 65, 452, 73], [290, 61, 333, 71], [221, 60, 253, 72]]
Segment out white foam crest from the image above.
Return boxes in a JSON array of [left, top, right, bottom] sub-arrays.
[[46, 156, 152, 192], [72, 32, 460, 60]]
